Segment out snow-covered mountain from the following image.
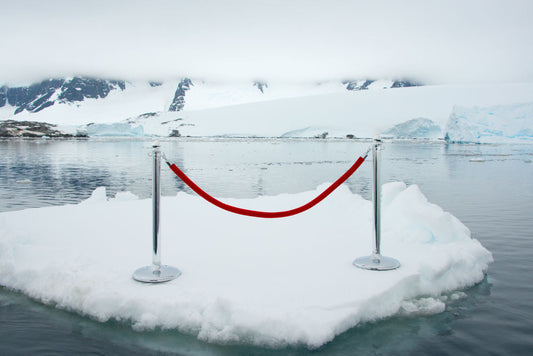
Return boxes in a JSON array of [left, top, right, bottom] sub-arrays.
[[0, 76, 421, 118], [0, 76, 423, 137], [0, 78, 126, 115], [1, 77, 533, 142]]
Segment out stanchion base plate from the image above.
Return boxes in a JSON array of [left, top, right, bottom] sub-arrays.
[[133, 265, 181, 283], [353, 255, 400, 271]]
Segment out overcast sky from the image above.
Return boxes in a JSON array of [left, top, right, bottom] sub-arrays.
[[1, 0, 532, 85]]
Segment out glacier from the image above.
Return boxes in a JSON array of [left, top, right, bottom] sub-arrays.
[[445, 102, 533, 143]]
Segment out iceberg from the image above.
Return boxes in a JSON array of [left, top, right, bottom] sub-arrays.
[[445, 102, 533, 143], [85, 122, 144, 137], [381, 118, 442, 139], [0, 183, 492, 348]]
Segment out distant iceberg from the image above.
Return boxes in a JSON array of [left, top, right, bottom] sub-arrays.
[[381, 118, 442, 139], [85, 122, 144, 137], [445, 102, 533, 143]]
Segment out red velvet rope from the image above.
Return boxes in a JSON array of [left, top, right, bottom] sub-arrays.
[[167, 156, 366, 218]]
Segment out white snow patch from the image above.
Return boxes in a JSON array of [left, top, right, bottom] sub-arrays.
[[399, 297, 446, 316], [450, 291, 468, 301], [183, 81, 347, 111], [0, 182, 492, 348], [112, 191, 139, 202]]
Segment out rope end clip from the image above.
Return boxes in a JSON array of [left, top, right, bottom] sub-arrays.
[[161, 151, 172, 167], [363, 145, 372, 160]]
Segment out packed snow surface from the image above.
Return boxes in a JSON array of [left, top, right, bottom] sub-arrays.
[[0, 182, 492, 348], [445, 102, 533, 143]]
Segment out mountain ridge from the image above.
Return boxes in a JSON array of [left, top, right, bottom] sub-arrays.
[[0, 76, 422, 117], [0, 78, 126, 115]]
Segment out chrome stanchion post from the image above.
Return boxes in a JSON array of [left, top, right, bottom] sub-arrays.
[[353, 139, 400, 271], [133, 142, 181, 283]]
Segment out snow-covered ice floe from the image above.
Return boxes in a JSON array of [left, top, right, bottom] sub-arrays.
[[0, 183, 492, 348]]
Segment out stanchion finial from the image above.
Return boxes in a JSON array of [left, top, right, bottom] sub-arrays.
[[353, 138, 400, 271]]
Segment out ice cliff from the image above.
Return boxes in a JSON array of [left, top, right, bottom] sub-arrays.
[[445, 102, 533, 143]]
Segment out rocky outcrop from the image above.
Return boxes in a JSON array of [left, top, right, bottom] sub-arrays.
[[0, 86, 7, 107], [391, 80, 421, 88], [253, 81, 268, 93], [0, 120, 86, 137], [343, 79, 375, 91], [343, 79, 422, 91], [168, 78, 193, 111]]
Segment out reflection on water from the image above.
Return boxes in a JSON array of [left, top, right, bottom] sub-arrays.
[[0, 138, 376, 211], [1, 138, 533, 355]]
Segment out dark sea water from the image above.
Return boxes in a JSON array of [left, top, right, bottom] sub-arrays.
[[1, 138, 532, 355]]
